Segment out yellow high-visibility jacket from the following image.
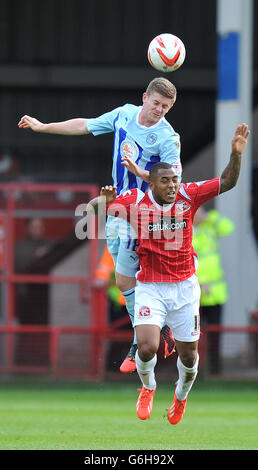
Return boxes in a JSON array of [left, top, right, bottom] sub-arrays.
[[192, 210, 234, 306]]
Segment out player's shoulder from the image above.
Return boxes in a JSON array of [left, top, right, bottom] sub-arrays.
[[177, 182, 198, 201], [178, 178, 220, 199], [160, 117, 180, 138], [158, 119, 180, 150], [118, 188, 145, 205], [119, 103, 139, 115]]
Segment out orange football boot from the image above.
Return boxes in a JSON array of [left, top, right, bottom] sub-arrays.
[[136, 386, 156, 420], [120, 343, 137, 373], [161, 325, 176, 358], [168, 392, 188, 425]]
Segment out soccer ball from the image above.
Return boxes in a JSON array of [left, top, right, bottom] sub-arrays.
[[147, 33, 186, 73]]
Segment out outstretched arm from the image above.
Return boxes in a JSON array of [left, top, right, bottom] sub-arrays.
[[220, 123, 250, 194], [18, 115, 90, 135]]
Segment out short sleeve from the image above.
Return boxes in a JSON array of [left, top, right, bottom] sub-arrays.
[[86, 107, 122, 136], [193, 178, 220, 208], [181, 178, 220, 211]]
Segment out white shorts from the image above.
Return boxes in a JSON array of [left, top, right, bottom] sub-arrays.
[[134, 274, 201, 342]]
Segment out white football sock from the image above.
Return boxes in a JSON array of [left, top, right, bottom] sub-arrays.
[[136, 350, 157, 390], [175, 354, 199, 401]]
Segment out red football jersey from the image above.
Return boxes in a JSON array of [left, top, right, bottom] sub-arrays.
[[107, 178, 220, 282]]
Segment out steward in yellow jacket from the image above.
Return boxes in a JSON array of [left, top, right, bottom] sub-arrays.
[[193, 207, 234, 307]]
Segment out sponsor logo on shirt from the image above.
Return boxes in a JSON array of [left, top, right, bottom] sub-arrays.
[[148, 216, 187, 232]]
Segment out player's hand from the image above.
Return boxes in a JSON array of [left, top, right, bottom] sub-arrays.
[[232, 123, 250, 155], [100, 185, 117, 204], [121, 155, 140, 176], [18, 115, 44, 132]]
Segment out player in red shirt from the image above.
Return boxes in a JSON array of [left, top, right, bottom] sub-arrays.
[[88, 123, 250, 424]]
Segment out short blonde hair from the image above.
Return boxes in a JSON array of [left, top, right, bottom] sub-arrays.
[[146, 77, 177, 103]]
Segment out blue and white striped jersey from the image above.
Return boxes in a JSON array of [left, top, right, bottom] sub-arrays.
[[87, 103, 181, 195]]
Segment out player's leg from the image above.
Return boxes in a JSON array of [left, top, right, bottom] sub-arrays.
[[115, 272, 138, 373], [114, 234, 140, 373], [134, 324, 160, 420], [133, 282, 166, 420], [135, 323, 160, 387], [115, 272, 137, 332], [104, 251, 138, 372], [166, 274, 201, 425], [167, 339, 199, 425], [174, 340, 199, 396], [105, 217, 138, 371]]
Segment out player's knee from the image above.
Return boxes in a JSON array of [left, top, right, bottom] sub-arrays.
[[180, 347, 198, 368], [138, 341, 157, 362]]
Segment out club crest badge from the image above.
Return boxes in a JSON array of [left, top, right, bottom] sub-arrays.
[[175, 199, 191, 215], [146, 133, 157, 144], [120, 139, 139, 162], [139, 306, 151, 317]]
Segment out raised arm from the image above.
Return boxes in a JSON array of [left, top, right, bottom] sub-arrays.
[[219, 123, 250, 194], [18, 115, 90, 135]]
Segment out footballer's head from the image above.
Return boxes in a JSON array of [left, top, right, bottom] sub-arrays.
[[149, 162, 179, 205], [140, 78, 176, 126], [146, 77, 177, 103]]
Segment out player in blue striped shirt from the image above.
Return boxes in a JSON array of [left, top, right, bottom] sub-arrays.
[[18, 77, 181, 372]]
